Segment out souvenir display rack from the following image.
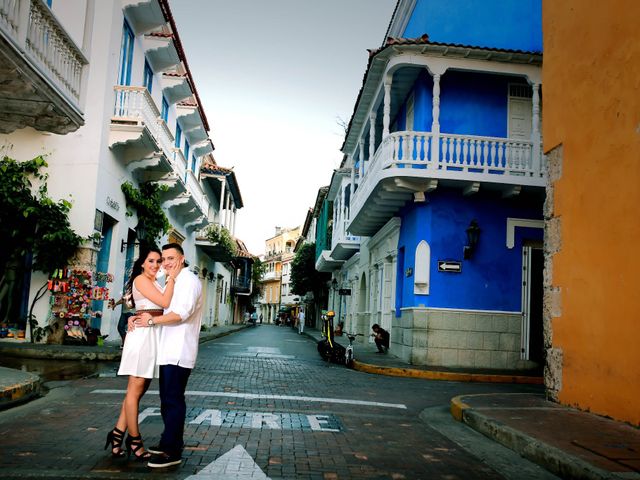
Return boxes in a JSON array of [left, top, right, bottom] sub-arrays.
[[47, 268, 113, 345]]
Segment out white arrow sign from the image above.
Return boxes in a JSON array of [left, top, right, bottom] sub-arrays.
[[185, 445, 270, 479], [438, 261, 462, 272]]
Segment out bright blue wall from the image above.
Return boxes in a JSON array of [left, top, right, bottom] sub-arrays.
[[403, 0, 542, 53], [396, 189, 543, 313], [440, 71, 509, 137], [392, 71, 514, 138]]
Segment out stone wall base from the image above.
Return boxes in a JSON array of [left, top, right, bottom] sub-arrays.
[[394, 308, 527, 370]]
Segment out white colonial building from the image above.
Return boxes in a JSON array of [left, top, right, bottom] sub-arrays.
[[0, 0, 242, 342]]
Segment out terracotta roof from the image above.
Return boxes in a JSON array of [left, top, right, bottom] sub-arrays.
[[177, 100, 197, 107], [201, 164, 233, 175], [200, 161, 244, 208], [147, 32, 173, 38], [163, 72, 186, 78], [370, 34, 541, 57], [312, 186, 329, 218], [234, 238, 253, 258], [158, 0, 210, 132]]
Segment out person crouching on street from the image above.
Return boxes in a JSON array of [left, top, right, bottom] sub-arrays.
[[371, 324, 390, 354]]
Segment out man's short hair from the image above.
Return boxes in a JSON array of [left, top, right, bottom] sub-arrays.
[[161, 242, 189, 266], [372, 323, 380, 330], [162, 242, 184, 255]]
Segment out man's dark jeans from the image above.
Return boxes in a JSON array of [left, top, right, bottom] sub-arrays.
[[159, 364, 192, 456]]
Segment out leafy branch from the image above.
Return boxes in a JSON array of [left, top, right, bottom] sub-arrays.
[[203, 223, 237, 258], [121, 181, 171, 246]]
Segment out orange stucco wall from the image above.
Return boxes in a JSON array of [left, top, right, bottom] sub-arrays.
[[543, 0, 640, 424]]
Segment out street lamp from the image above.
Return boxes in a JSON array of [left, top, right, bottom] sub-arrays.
[[331, 278, 339, 312], [463, 220, 481, 260], [120, 220, 147, 252]]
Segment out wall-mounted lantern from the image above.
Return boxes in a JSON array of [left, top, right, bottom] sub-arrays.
[[463, 220, 481, 260], [120, 221, 146, 252]]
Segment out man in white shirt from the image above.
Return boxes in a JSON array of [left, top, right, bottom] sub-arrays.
[[134, 243, 203, 468], [298, 308, 305, 334]]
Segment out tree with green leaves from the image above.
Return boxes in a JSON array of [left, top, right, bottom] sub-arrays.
[[290, 243, 329, 297], [249, 257, 266, 305], [0, 155, 83, 341]]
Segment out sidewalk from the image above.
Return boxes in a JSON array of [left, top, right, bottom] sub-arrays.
[[0, 323, 246, 410], [303, 327, 640, 480], [451, 393, 640, 480], [302, 327, 543, 384]]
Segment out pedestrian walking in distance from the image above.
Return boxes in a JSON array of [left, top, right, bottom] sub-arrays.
[[132, 243, 204, 468]]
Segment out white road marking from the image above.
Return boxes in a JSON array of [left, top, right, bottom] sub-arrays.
[[91, 389, 407, 409], [210, 342, 243, 346], [138, 407, 343, 432], [185, 445, 270, 479]]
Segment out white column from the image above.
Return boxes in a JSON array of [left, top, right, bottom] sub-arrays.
[[349, 157, 355, 198], [431, 73, 441, 164], [369, 113, 376, 160], [225, 192, 232, 230], [368, 113, 377, 160], [219, 179, 226, 227], [231, 206, 237, 236], [359, 139, 366, 178], [382, 81, 391, 138], [531, 82, 541, 174]]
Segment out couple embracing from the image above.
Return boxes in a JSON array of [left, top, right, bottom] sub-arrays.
[[105, 243, 203, 469]]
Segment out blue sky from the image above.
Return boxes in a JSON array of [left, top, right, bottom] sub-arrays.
[[171, 0, 397, 254]]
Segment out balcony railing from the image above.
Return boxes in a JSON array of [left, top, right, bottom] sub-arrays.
[[353, 130, 544, 215], [186, 169, 209, 216], [0, 0, 87, 109], [331, 217, 359, 247], [262, 271, 281, 281], [113, 86, 175, 159]]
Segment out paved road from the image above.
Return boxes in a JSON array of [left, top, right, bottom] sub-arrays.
[[0, 325, 557, 479]]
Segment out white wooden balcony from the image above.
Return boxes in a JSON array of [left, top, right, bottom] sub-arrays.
[[110, 86, 175, 159], [110, 86, 209, 226], [349, 130, 546, 236], [185, 168, 209, 218], [0, 0, 88, 133], [262, 271, 281, 281], [315, 250, 344, 273], [330, 217, 360, 261]]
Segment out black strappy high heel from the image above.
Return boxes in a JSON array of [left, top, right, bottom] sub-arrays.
[[104, 427, 126, 458], [125, 434, 152, 460]]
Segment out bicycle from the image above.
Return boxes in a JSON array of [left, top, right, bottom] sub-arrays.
[[344, 332, 363, 368]]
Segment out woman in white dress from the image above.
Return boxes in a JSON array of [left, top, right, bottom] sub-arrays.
[[104, 246, 179, 460]]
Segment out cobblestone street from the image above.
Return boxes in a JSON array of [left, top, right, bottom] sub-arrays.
[[0, 326, 551, 479]]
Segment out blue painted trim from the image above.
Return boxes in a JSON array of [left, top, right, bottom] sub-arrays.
[[118, 20, 134, 86], [161, 96, 169, 122], [175, 122, 182, 148], [143, 59, 153, 93]]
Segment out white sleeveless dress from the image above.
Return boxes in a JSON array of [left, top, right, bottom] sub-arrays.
[[117, 281, 163, 379]]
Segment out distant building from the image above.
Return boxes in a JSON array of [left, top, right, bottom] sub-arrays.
[[259, 226, 300, 323]]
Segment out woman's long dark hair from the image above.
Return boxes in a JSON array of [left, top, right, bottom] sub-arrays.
[[124, 246, 162, 309]]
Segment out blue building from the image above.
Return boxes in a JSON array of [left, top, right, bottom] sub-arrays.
[[319, 0, 545, 369]]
